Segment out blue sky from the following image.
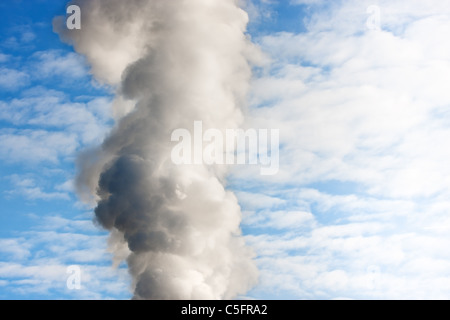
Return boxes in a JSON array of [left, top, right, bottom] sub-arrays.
[[0, 0, 126, 299], [3, 0, 450, 300]]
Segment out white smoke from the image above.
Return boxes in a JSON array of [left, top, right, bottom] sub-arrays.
[[54, 0, 259, 300]]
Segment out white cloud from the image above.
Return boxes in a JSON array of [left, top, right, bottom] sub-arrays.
[[0, 53, 10, 63], [6, 175, 70, 201], [246, 0, 450, 200], [32, 216, 98, 233], [0, 88, 113, 164], [240, 0, 276, 26], [0, 261, 130, 299], [237, 0, 450, 299], [0, 219, 131, 299], [0, 238, 31, 260], [236, 191, 285, 211], [0, 129, 78, 164], [1, 25, 36, 49], [31, 50, 88, 79], [244, 210, 315, 230], [245, 213, 450, 299], [290, 0, 325, 5], [56, 179, 75, 193], [0, 67, 29, 91], [2, 37, 20, 50], [21, 187, 69, 201], [20, 31, 35, 44]]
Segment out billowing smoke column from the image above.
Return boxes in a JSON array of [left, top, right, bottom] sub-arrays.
[[54, 0, 258, 299]]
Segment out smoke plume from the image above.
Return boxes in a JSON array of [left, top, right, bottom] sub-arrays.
[[54, 0, 258, 299]]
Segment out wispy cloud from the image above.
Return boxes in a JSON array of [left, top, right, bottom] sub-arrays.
[[236, 0, 450, 299], [0, 68, 29, 91], [1, 25, 37, 51], [0, 85, 112, 165], [0, 53, 10, 63], [0, 238, 31, 261], [6, 175, 70, 201], [0, 129, 78, 164], [0, 216, 131, 299], [30, 50, 88, 79], [0, 261, 130, 299]]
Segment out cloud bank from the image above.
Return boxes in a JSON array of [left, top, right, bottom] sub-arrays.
[[234, 0, 450, 299]]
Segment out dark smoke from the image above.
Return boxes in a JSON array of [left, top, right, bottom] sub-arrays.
[[54, 0, 258, 299]]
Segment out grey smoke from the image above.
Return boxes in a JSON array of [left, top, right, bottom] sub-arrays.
[[54, 0, 259, 299]]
